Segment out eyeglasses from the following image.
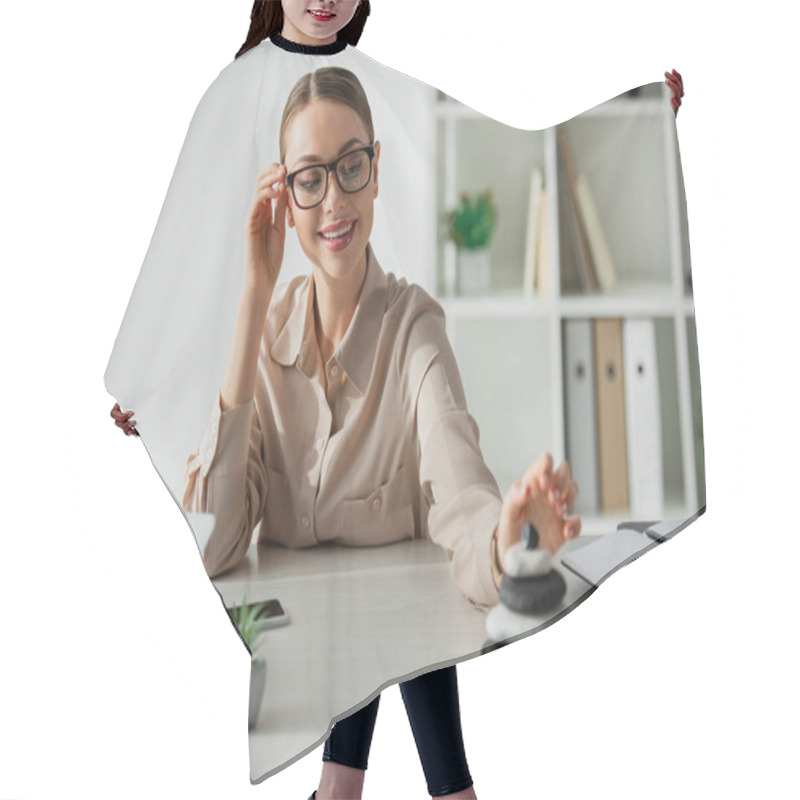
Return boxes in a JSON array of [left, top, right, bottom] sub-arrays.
[[284, 145, 376, 210]]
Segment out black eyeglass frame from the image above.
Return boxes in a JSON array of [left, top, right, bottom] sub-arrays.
[[284, 145, 376, 210]]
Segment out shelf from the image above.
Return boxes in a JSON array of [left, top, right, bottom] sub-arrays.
[[441, 292, 554, 319], [438, 285, 695, 320], [433, 79, 703, 527], [558, 290, 691, 319]]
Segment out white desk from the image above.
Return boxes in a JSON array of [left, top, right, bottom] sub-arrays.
[[212, 536, 598, 783]]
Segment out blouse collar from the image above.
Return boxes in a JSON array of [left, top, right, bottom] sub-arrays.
[[269, 32, 348, 55], [268, 244, 387, 396]]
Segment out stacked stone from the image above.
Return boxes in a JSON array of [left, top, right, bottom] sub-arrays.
[[484, 523, 568, 647]]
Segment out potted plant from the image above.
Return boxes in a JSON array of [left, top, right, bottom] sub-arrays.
[[229, 592, 270, 730], [447, 190, 498, 295]]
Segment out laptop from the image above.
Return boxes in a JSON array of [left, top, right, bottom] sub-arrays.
[[560, 519, 685, 587]]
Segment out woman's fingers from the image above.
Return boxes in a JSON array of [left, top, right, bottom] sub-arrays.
[[256, 164, 287, 200], [272, 183, 288, 235], [547, 459, 573, 508], [563, 515, 582, 540], [257, 178, 286, 203], [122, 415, 139, 435], [665, 68, 684, 118], [111, 403, 135, 424], [257, 163, 286, 185], [501, 480, 530, 526], [250, 165, 286, 216], [664, 70, 683, 93], [522, 452, 553, 494], [555, 479, 579, 518], [111, 409, 138, 436], [249, 167, 289, 238]]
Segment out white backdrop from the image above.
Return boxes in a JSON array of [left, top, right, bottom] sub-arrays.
[[1, 1, 797, 798]]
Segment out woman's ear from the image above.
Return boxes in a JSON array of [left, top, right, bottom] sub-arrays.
[[372, 140, 380, 199], [287, 204, 295, 228]]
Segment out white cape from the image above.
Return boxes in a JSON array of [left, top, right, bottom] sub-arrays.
[[104, 36, 704, 783]]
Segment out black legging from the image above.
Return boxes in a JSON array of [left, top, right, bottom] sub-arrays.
[[323, 665, 473, 797]]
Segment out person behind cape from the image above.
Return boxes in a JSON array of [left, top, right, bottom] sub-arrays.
[[105, 1, 686, 788]]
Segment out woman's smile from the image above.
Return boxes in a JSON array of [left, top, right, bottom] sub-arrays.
[[307, 8, 335, 23], [318, 218, 357, 251]]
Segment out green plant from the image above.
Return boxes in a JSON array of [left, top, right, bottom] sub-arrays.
[[229, 591, 269, 654], [447, 190, 497, 250]]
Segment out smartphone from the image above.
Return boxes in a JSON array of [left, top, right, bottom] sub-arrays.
[[229, 598, 289, 630]]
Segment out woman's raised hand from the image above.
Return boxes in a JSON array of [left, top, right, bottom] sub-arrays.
[[497, 453, 581, 565], [244, 163, 289, 289], [665, 69, 684, 116], [110, 402, 139, 437]]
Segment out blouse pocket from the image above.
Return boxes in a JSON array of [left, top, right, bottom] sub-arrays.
[[262, 466, 290, 546], [339, 462, 415, 546]]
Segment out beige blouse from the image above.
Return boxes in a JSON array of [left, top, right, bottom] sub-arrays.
[[182, 245, 504, 609]]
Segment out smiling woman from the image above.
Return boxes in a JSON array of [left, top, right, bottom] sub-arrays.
[[281, 0, 362, 45]]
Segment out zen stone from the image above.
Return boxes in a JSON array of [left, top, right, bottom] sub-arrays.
[[522, 522, 539, 549], [503, 542, 552, 577], [499, 570, 567, 615], [485, 602, 548, 642]]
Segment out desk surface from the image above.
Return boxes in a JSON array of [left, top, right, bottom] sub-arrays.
[[212, 536, 597, 783]]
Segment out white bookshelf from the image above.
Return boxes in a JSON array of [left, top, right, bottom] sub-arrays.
[[427, 82, 704, 532]]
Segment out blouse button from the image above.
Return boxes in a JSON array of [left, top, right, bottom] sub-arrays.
[[330, 364, 339, 378], [302, 514, 310, 529], [372, 497, 381, 512]]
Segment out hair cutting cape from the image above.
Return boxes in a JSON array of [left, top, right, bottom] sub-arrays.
[[104, 35, 704, 783]]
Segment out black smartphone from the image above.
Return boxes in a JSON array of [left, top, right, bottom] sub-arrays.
[[229, 598, 289, 629]]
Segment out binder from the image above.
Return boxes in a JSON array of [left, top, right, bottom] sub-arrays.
[[623, 319, 664, 517], [594, 318, 629, 511], [563, 320, 598, 513], [522, 167, 543, 297]]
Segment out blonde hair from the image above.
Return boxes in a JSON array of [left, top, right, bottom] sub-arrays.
[[279, 67, 375, 163]]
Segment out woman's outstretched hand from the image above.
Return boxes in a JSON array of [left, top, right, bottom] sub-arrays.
[[110, 402, 139, 437], [665, 69, 684, 116], [245, 163, 288, 290], [497, 454, 581, 567]]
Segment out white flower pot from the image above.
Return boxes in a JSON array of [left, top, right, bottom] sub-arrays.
[[248, 657, 267, 730], [457, 248, 491, 296]]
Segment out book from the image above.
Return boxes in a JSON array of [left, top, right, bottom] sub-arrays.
[[623, 319, 664, 517], [522, 167, 543, 297], [558, 125, 599, 292], [575, 174, 617, 292], [534, 186, 549, 295], [563, 319, 599, 513], [593, 318, 629, 511]]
